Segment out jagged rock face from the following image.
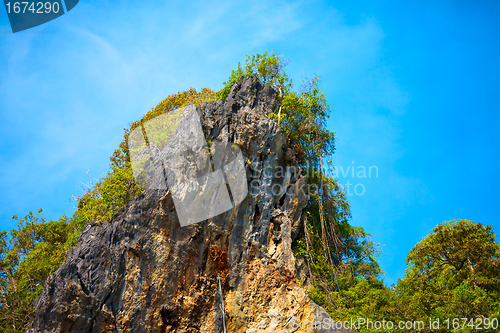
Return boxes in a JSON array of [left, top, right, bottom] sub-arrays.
[[29, 77, 352, 333]]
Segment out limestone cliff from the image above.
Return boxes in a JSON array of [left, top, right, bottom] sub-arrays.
[[28, 77, 353, 333]]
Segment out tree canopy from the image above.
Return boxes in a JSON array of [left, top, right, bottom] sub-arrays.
[[392, 220, 500, 332]]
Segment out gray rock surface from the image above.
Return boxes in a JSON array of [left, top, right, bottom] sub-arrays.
[[28, 76, 354, 332]]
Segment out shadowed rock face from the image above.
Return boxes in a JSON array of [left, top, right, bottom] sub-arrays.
[[28, 76, 354, 333]]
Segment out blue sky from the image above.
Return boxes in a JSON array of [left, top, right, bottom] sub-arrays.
[[0, 0, 498, 286]]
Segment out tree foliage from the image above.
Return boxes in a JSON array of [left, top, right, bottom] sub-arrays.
[[406, 219, 500, 292], [391, 220, 500, 332], [0, 210, 77, 332], [218, 52, 335, 167]]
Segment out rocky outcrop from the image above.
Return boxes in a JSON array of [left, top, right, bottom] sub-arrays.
[[28, 76, 353, 332]]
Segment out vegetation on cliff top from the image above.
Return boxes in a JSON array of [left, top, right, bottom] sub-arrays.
[[0, 53, 498, 332]]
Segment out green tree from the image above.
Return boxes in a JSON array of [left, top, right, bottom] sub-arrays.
[[407, 219, 500, 291], [0, 210, 76, 332], [394, 219, 500, 332]]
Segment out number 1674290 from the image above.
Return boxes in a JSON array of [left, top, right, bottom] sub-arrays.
[[5, 2, 61, 14]]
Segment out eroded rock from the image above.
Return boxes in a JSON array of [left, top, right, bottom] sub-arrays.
[[28, 76, 354, 333]]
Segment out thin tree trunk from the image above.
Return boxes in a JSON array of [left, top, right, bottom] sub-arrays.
[[467, 252, 477, 288]]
